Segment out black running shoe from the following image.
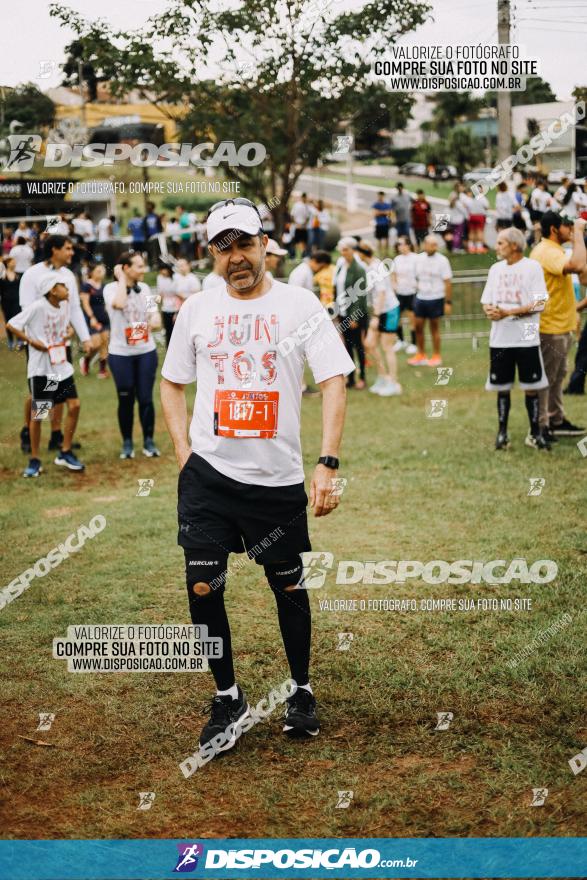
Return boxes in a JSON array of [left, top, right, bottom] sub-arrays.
[[20, 426, 31, 454], [199, 686, 250, 754], [550, 418, 586, 437], [283, 688, 320, 738], [495, 430, 510, 450], [542, 428, 558, 444], [524, 432, 551, 451], [48, 430, 63, 451]]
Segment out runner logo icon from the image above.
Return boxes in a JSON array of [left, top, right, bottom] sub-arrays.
[[174, 843, 204, 872]]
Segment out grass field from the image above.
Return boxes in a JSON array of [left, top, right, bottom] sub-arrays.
[[0, 304, 586, 845]]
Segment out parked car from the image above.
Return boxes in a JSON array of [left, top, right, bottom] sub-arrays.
[[547, 169, 573, 184], [463, 167, 496, 182], [351, 149, 376, 161], [431, 164, 458, 180], [400, 162, 427, 176]]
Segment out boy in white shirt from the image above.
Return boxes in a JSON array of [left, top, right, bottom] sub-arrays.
[[8, 275, 86, 476]]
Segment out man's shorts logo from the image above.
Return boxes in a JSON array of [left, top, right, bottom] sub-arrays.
[[174, 843, 204, 872], [300, 551, 334, 589], [0, 134, 42, 172]]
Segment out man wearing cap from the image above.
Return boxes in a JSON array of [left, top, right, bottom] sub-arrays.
[[288, 251, 331, 291], [264, 238, 288, 279], [531, 213, 587, 439], [160, 199, 354, 755]]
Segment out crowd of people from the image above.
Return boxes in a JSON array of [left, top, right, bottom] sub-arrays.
[[369, 175, 587, 256], [1, 183, 587, 478]]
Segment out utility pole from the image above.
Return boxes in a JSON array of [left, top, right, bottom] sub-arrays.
[[497, 0, 512, 161]]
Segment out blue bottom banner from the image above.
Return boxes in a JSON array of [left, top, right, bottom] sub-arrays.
[[0, 837, 586, 879]]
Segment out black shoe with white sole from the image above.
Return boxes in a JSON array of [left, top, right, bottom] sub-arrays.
[[550, 418, 586, 437], [495, 430, 510, 450], [283, 688, 320, 737], [199, 686, 250, 754], [524, 432, 551, 451]]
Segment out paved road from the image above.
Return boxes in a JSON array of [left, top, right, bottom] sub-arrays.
[[299, 171, 498, 248]]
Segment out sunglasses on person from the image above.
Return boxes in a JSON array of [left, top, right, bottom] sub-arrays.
[[206, 198, 262, 220]]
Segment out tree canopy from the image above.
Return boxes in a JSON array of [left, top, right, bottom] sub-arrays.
[[49, 0, 431, 230]]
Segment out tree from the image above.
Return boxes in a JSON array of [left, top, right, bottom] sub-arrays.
[[0, 83, 54, 136], [350, 84, 413, 152], [484, 75, 556, 109], [49, 0, 431, 233], [417, 127, 483, 177], [429, 91, 484, 136]]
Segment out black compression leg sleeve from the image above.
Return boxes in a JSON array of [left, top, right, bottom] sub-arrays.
[[265, 560, 311, 687], [184, 551, 234, 691]]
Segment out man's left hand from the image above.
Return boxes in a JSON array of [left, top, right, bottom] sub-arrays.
[[310, 465, 341, 517]]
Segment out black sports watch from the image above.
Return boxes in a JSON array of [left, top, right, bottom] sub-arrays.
[[318, 456, 339, 470]]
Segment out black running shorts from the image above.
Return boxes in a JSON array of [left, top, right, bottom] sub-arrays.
[[29, 374, 78, 405], [397, 293, 415, 312], [486, 345, 547, 391], [177, 452, 311, 564]]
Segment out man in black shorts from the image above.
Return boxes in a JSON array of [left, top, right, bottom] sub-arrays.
[[481, 227, 550, 450], [160, 199, 353, 755]]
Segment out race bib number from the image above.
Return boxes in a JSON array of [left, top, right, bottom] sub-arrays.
[[48, 343, 66, 365], [214, 390, 279, 438], [125, 322, 149, 345]]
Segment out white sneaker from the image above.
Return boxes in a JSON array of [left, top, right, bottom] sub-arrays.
[[405, 343, 418, 355], [378, 380, 403, 397], [369, 377, 385, 394], [393, 339, 405, 353]]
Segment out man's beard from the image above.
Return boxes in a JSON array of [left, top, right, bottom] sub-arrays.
[[227, 259, 264, 292]]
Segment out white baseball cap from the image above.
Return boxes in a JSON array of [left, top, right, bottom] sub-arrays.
[[207, 202, 263, 244], [266, 238, 288, 256], [39, 273, 62, 295]]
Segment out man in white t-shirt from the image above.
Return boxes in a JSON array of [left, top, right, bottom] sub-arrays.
[[97, 215, 113, 242], [18, 234, 90, 455], [160, 199, 353, 758], [530, 181, 554, 220], [290, 194, 311, 257], [481, 227, 550, 450], [9, 237, 34, 275], [288, 253, 331, 292], [408, 235, 453, 367]]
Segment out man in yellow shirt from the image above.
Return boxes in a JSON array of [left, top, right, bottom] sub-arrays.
[[530, 212, 587, 439]]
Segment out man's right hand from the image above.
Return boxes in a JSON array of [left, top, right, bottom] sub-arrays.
[[177, 446, 192, 471]]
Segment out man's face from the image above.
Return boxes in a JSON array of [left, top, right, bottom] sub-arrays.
[[496, 232, 514, 260], [126, 255, 146, 282], [340, 245, 354, 263], [424, 238, 437, 256], [52, 241, 74, 266], [398, 240, 410, 255], [309, 258, 322, 273], [265, 253, 281, 273], [557, 223, 572, 244], [210, 232, 266, 292]]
